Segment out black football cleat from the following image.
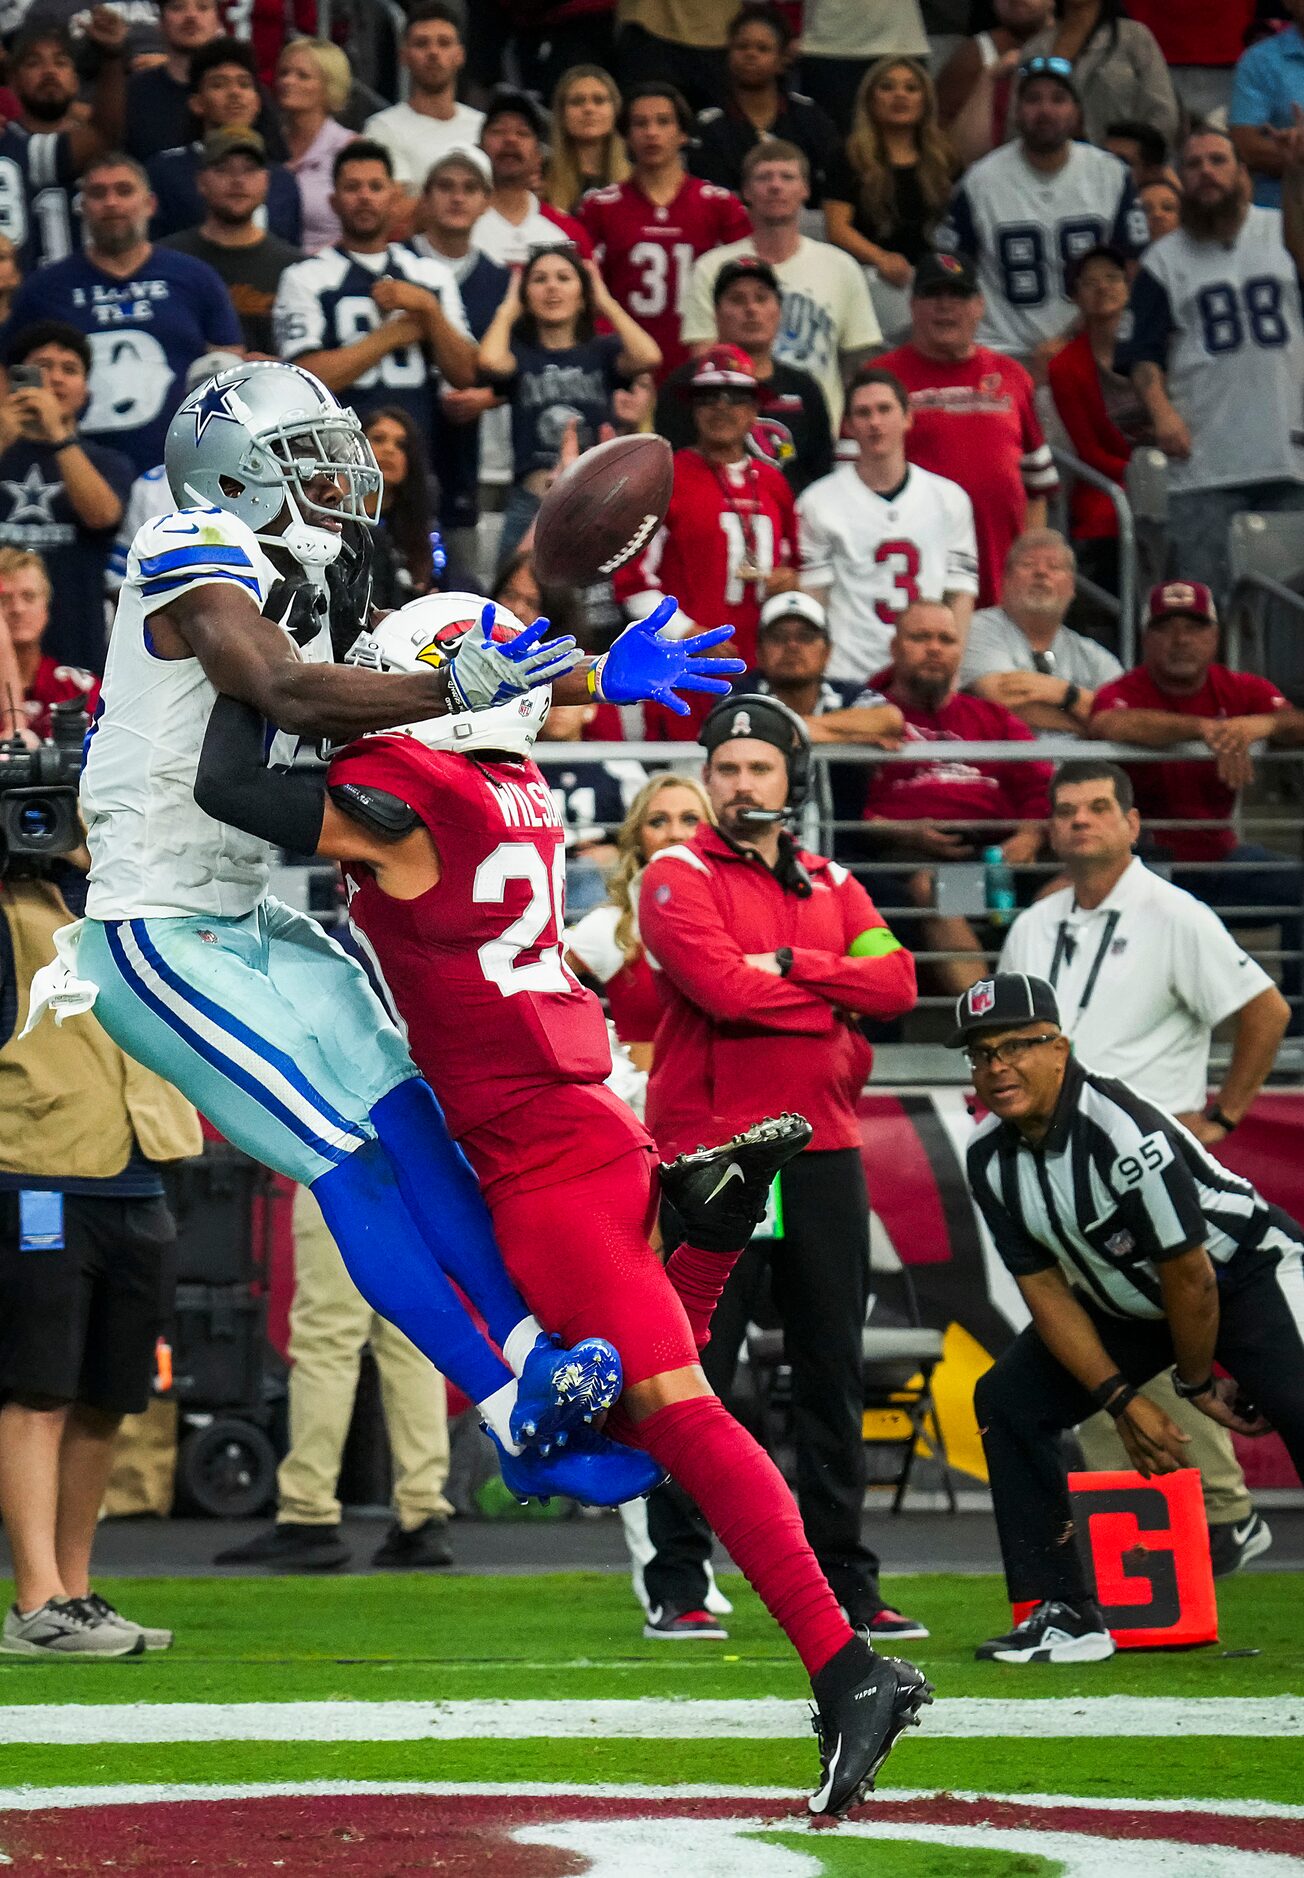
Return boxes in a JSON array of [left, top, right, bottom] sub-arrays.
[[659, 1113, 813, 1252], [808, 1653, 934, 1817]]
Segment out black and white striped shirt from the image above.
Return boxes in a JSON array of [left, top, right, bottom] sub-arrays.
[[967, 1057, 1302, 1319]]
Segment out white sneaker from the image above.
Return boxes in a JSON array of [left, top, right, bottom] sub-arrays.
[[84, 1591, 173, 1651], [1, 1597, 145, 1658]]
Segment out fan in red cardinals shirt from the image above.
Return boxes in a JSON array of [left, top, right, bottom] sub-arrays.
[[617, 345, 799, 735], [579, 86, 750, 378]]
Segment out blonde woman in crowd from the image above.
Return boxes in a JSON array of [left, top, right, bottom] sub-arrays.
[[565, 772, 714, 1075], [825, 57, 956, 341], [543, 65, 630, 214], [277, 38, 359, 253]]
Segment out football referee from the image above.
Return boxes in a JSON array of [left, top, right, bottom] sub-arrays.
[[954, 974, 1304, 1666]]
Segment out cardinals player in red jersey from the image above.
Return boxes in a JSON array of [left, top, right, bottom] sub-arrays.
[[579, 84, 750, 379], [618, 345, 799, 737], [198, 590, 933, 1818]]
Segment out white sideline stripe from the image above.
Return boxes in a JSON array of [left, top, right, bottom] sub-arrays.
[[2, 1781, 1303, 1817], [4, 1696, 1302, 1745]]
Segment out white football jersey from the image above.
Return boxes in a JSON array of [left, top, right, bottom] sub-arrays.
[[939, 142, 1147, 355], [797, 463, 979, 680], [82, 506, 330, 921], [1117, 208, 1304, 495]]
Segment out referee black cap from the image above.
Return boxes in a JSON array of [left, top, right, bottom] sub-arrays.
[[946, 974, 1061, 1047]]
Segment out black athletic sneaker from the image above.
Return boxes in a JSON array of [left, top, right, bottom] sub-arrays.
[[1208, 1512, 1273, 1579], [213, 1523, 351, 1571], [659, 1113, 813, 1252], [808, 1652, 934, 1816], [643, 1604, 729, 1641], [975, 1598, 1115, 1664], [371, 1516, 454, 1569]]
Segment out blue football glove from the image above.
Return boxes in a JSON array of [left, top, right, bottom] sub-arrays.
[[448, 602, 582, 711], [594, 597, 745, 718]]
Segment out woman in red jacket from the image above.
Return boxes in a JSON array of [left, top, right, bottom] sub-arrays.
[[1048, 244, 1152, 600]]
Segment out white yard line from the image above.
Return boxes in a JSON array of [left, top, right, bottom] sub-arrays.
[[1, 1696, 1301, 1745]]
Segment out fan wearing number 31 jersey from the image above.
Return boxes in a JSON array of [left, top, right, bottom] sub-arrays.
[[579, 85, 750, 380], [797, 369, 978, 683]]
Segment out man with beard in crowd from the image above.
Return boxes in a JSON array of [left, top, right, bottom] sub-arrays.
[[1118, 125, 1304, 602]]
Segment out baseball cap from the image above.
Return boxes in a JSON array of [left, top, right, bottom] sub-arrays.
[[1017, 54, 1080, 102], [946, 974, 1062, 1048], [912, 251, 977, 298], [689, 343, 760, 394], [424, 143, 492, 188], [198, 127, 267, 169], [1145, 580, 1218, 628], [759, 591, 829, 637], [713, 256, 781, 305], [481, 85, 548, 139], [700, 691, 808, 762]]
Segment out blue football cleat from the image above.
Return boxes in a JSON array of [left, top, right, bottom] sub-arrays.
[[486, 1426, 665, 1508], [511, 1333, 624, 1452]]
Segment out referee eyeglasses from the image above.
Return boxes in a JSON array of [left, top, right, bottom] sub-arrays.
[[965, 1033, 1062, 1071]]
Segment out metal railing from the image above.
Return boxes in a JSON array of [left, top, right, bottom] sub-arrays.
[[1048, 446, 1138, 665]]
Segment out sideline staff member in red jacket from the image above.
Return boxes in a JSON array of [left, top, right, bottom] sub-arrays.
[[636, 693, 926, 1643]]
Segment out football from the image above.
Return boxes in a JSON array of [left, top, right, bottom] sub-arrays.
[[532, 433, 674, 587]]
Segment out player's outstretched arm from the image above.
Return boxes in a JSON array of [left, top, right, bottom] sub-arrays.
[[163, 581, 458, 742], [446, 604, 582, 711], [572, 597, 744, 718]]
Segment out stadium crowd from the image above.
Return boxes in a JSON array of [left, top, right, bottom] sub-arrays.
[[1, 0, 1303, 1671]]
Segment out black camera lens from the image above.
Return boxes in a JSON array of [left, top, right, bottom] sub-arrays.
[[19, 797, 60, 844]]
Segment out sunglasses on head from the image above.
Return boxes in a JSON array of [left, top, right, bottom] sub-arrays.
[[1020, 55, 1074, 81]]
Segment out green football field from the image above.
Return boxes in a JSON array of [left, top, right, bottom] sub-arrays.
[[1, 1569, 1302, 1874]]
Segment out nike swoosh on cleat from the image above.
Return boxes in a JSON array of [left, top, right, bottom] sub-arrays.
[[810, 1737, 841, 1812], [703, 1162, 745, 1204], [1232, 1518, 1259, 1543]]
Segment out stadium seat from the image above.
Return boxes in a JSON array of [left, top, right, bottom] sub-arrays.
[[744, 1323, 956, 1513], [1227, 510, 1304, 684]]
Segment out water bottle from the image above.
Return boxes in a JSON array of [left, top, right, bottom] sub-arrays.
[[984, 845, 1016, 928]]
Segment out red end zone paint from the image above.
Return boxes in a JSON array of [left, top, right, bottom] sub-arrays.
[[2, 1792, 1302, 1871]]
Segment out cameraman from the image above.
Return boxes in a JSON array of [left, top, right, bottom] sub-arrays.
[[0, 713, 200, 1658], [0, 322, 134, 674]]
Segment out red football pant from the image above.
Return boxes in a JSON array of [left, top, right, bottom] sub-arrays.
[[478, 1144, 854, 1678]]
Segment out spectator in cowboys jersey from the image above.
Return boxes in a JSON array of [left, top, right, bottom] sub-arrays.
[[146, 38, 302, 245], [798, 367, 978, 683], [656, 258, 833, 495], [681, 139, 880, 427], [0, 154, 243, 476], [938, 56, 1147, 373], [1117, 126, 1304, 604], [956, 973, 1304, 1665], [0, 321, 133, 673], [578, 82, 750, 381], [878, 252, 1059, 608], [273, 141, 477, 444], [0, 11, 128, 274], [411, 147, 509, 591]]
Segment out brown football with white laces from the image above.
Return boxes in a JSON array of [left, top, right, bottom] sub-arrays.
[[532, 434, 673, 587]]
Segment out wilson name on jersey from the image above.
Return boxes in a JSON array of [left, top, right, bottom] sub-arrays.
[[330, 736, 613, 1139]]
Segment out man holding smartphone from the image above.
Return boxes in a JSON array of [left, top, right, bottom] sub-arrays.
[[0, 322, 134, 673]]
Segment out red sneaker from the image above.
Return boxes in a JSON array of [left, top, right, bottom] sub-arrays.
[[643, 1605, 729, 1640]]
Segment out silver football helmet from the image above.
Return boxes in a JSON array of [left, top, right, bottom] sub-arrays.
[[164, 362, 383, 571]]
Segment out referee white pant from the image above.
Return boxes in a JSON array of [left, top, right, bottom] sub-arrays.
[[975, 1238, 1304, 1605]]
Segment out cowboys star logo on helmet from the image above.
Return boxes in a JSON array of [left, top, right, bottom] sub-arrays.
[[190, 375, 253, 443]]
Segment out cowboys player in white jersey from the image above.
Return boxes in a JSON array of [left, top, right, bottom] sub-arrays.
[[35, 361, 741, 1505]]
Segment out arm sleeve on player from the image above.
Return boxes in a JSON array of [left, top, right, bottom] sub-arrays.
[[638, 853, 837, 1033], [680, 253, 720, 347], [127, 508, 267, 616], [194, 691, 327, 852], [273, 260, 327, 359], [785, 873, 917, 1016], [1115, 265, 1174, 373]]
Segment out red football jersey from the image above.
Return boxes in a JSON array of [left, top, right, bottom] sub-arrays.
[[616, 447, 799, 668], [1091, 663, 1289, 860], [877, 342, 1058, 608], [22, 655, 100, 740], [579, 175, 750, 377], [329, 736, 614, 1141]]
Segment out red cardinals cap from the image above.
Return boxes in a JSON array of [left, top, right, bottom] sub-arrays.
[[1145, 580, 1218, 628], [689, 343, 760, 394]]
